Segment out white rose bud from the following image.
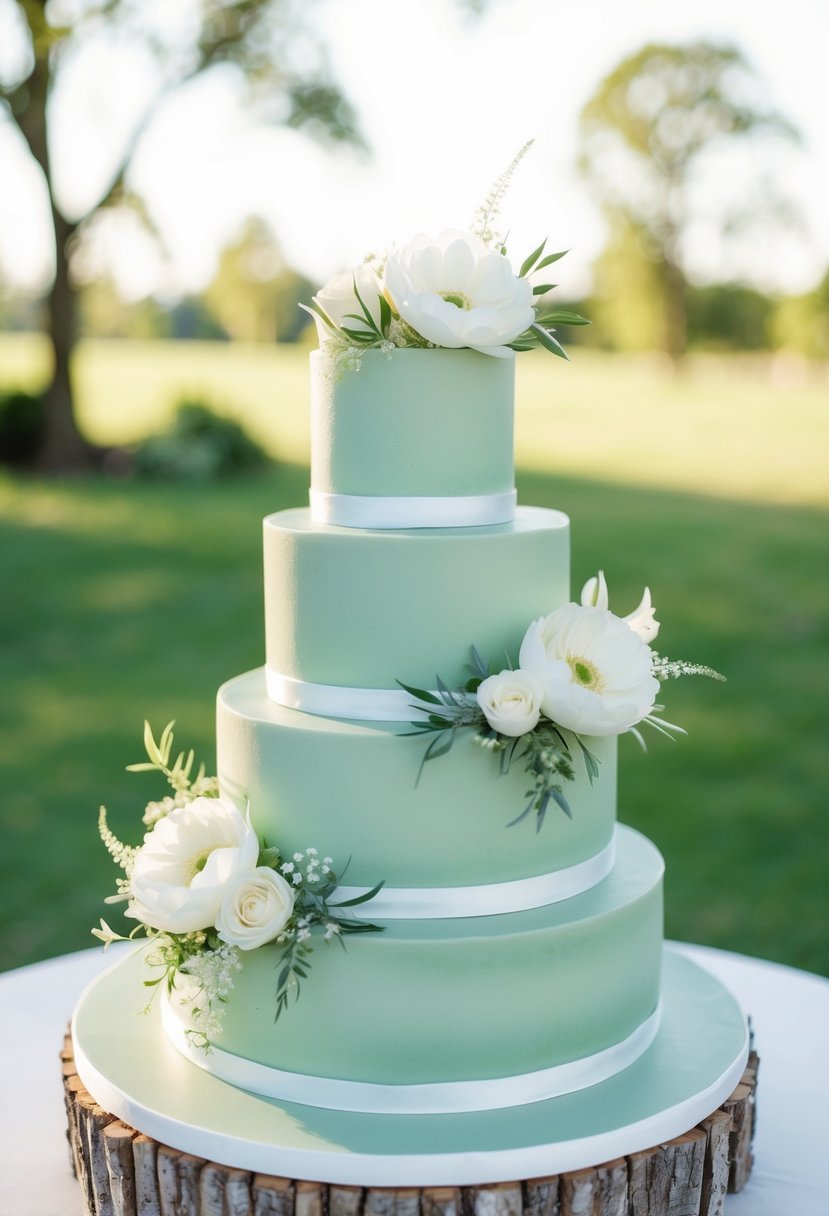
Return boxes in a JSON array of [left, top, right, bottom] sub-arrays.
[[623, 587, 660, 643], [311, 263, 385, 345], [215, 866, 296, 951], [476, 669, 544, 737], [580, 570, 609, 611]]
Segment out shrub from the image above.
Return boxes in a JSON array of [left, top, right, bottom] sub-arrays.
[[0, 390, 45, 466], [134, 400, 270, 480]]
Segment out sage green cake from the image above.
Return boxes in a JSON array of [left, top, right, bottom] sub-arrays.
[[154, 347, 661, 1103], [72, 254, 750, 1187]]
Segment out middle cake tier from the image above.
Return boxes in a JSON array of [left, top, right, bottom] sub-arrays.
[[263, 505, 569, 711], [218, 668, 617, 891]]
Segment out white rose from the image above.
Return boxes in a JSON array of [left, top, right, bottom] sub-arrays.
[[215, 866, 296, 951], [126, 797, 259, 935], [519, 604, 659, 737], [311, 263, 385, 345], [477, 668, 544, 737], [383, 230, 534, 357], [580, 570, 660, 643]]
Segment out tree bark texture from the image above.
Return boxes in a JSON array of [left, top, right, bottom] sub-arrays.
[[62, 1035, 759, 1216]]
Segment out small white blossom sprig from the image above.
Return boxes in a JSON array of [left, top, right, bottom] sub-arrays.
[[93, 722, 384, 1049], [302, 145, 588, 373], [400, 573, 724, 831]]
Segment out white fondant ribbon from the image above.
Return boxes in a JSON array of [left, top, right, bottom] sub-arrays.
[[335, 834, 616, 920], [161, 998, 661, 1115], [310, 488, 517, 530], [266, 668, 434, 721]]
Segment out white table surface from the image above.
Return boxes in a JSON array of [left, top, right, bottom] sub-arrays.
[[1, 942, 827, 1216]]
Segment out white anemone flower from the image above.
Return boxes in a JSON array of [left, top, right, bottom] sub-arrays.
[[580, 570, 660, 643], [519, 604, 660, 737], [126, 796, 259, 935], [383, 230, 534, 357]]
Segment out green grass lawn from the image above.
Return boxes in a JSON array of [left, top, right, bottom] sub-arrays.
[[1, 340, 827, 976]]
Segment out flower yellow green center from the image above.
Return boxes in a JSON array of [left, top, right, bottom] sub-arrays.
[[441, 290, 471, 310], [568, 655, 605, 692], [190, 850, 212, 879]]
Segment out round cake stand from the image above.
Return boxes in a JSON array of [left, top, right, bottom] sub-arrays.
[[70, 945, 749, 1191]]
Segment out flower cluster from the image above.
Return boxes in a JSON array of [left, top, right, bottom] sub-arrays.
[[93, 722, 384, 1047], [303, 148, 587, 370], [402, 574, 723, 830]]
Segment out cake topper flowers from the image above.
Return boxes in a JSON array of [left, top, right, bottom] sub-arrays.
[[401, 573, 724, 831], [303, 142, 588, 368], [93, 722, 384, 1047]]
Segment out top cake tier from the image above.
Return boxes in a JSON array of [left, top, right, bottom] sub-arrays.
[[309, 348, 516, 529]]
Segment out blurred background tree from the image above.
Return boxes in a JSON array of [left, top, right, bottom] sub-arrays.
[[578, 41, 799, 359], [0, 0, 361, 471], [203, 218, 314, 344]]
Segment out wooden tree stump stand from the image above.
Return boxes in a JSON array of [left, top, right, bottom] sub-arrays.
[[61, 1034, 759, 1216]]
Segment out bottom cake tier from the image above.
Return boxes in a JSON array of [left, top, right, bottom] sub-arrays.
[[71, 945, 749, 1186], [160, 825, 663, 1111]]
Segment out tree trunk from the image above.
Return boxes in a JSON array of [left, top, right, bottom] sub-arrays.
[[38, 207, 94, 471], [662, 254, 687, 364]]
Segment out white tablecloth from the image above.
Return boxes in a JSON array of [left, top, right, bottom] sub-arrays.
[[1, 942, 827, 1215]]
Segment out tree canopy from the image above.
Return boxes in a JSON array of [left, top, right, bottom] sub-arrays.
[[578, 41, 798, 358], [0, 0, 361, 468]]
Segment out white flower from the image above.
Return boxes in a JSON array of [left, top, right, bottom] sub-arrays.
[[477, 668, 544, 737], [580, 570, 660, 643], [519, 604, 660, 736], [215, 867, 296, 951], [383, 230, 534, 357], [126, 797, 259, 935], [311, 263, 384, 345]]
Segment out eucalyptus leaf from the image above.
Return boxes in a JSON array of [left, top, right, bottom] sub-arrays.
[[519, 238, 547, 278], [396, 680, 441, 706], [530, 324, 569, 360], [535, 250, 568, 270]]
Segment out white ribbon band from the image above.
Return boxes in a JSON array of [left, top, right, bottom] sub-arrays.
[[266, 668, 433, 721], [336, 834, 616, 920], [310, 488, 517, 530], [162, 998, 661, 1115]]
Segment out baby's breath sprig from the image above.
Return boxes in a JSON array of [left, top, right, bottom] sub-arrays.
[[472, 138, 535, 249], [652, 655, 726, 682], [270, 848, 385, 1021]]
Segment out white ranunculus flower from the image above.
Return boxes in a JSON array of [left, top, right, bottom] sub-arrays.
[[383, 230, 534, 358], [519, 604, 660, 737], [126, 797, 259, 935], [312, 263, 385, 345], [215, 866, 296, 951], [477, 668, 544, 737], [580, 570, 660, 643]]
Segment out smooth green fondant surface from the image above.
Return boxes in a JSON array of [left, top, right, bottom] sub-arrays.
[[310, 349, 515, 499], [171, 827, 663, 1085], [263, 507, 569, 691], [217, 668, 616, 888], [72, 946, 748, 1184]]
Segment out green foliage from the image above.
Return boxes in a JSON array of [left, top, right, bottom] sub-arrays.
[[686, 284, 775, 351], [578, 41, 799, 357], [134, 401, 270, 481], [0, 390, 44, 466], [772, 272, 829, 358]]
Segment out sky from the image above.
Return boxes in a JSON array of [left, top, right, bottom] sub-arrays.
[[1, 0, 828, 302]]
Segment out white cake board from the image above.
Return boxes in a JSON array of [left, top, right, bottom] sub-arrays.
[[71, 945, 748, 1187]]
